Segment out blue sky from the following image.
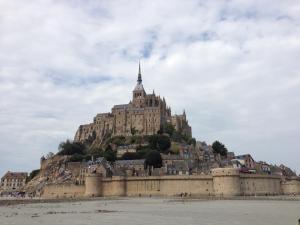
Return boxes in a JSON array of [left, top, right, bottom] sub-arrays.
[[0, 0, 300, 175]]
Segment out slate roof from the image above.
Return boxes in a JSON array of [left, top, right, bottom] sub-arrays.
[[1, 171, 27, 180]]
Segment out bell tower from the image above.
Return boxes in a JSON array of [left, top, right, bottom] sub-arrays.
[[132, 61, 146, 108]]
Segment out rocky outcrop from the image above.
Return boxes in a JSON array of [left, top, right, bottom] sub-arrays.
[[24, 155, 77, 196]]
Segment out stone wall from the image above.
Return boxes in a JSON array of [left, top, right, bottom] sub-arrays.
[[240, 174, 281, 196], [102, 177, 127, 196], [281, 178, 300, 195], [42, 184, 85, 198], [41, 169, 300, 198], [122, 175, 213, 197]]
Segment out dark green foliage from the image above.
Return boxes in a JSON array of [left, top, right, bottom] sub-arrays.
[[69, 154, 91, 162], [169, 129, 195, 146], [27, 169, 40, 182], [136, 149, 149, 158], [148, 134, 171, 152], [136, 145, 152, 159], [212, 140, 228, 157], [89, 147, 103, 157], [145, 150, 162, 168], [188, 137, 196, 146], [90, 145, 117, 162], [121, 152, 140, 160], [164, 123, 175, 136], [57, 140, 86, 155], [158, 123, 175, 136], [128, 135, 144, 145], [99, 147, 116, 162], [110, 136, 126, 146], [171, 130, 183, 142]]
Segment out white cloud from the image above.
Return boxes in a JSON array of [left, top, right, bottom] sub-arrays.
[[0, 0, 300, 175]]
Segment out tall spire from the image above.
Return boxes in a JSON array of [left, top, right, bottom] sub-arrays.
[[137, 61, 142, 84]]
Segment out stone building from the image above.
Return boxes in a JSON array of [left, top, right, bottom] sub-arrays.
[[74, 63, 191, 144], [115, 159, 146, 176], [235, 154, 256, 169], [1, 171, 27, 191], [116, 145, 137, 158]]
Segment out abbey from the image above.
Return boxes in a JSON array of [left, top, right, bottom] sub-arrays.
[[74, 63, 191, 143]]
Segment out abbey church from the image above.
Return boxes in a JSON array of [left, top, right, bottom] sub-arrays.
[[74, 63, 191, 143]]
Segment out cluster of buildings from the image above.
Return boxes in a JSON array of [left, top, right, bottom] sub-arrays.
[[1, 137, 296, 195]]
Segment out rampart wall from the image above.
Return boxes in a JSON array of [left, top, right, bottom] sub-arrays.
[[281, 178, 300, 195], [42, 183, 85, 198], [41, 168, 300, 198]]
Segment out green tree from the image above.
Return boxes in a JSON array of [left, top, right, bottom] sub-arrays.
[[164, 123, 175, 136], [104, 150, 116, 162], [69, 154, 91, 162], [121, 152, 140, 160], [27, 169, 40, 182], [110, 136, 126, 146], [57, 140, 86, 155], [99, 145, 116, 162], [212, 140, 228, 157], [128, 135, 143, 145], [188, 137, 196, 146], [145, 150, 162, 168], [171, 130, 183, 142], [148, 134, 171, 152]]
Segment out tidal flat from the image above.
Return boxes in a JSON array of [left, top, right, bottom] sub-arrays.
[[0, 198, 299, 225]]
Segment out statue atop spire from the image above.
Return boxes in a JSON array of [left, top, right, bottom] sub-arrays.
[[137, 61, 142, 84]]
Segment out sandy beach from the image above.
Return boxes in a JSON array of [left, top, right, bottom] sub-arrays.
[[0, 197, 299, 225]]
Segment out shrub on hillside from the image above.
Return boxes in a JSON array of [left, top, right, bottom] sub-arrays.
[[212, 140, 228, 157], [121, 152, 141, 160], [57, 140, 86, 155], [145, 150, 162, 168], [27, 169, 40, 182], [69, 153, 91, 162], [148, 134, 171, 152]]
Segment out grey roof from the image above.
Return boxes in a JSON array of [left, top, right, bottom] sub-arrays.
[[113, 104, 129, 109], [95, 113, 110, 117], [161, 154, 184, 160], [167, 160, 193, 171], [236, 154, 254, 160], [1, 172, 27, 180]]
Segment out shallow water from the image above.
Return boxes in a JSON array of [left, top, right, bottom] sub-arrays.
[[0, 198, 299, 225]]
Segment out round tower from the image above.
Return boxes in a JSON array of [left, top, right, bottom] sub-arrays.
[[281, 178, 300, 195], [212, 168, 241, 197], [84, 173, 103, 197]]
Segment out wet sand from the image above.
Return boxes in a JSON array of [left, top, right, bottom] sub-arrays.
[[0, 197, 299, 225]]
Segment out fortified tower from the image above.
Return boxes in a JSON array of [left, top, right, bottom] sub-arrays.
[[84, 173, 103, 197], [211, 168, 241, 197]]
